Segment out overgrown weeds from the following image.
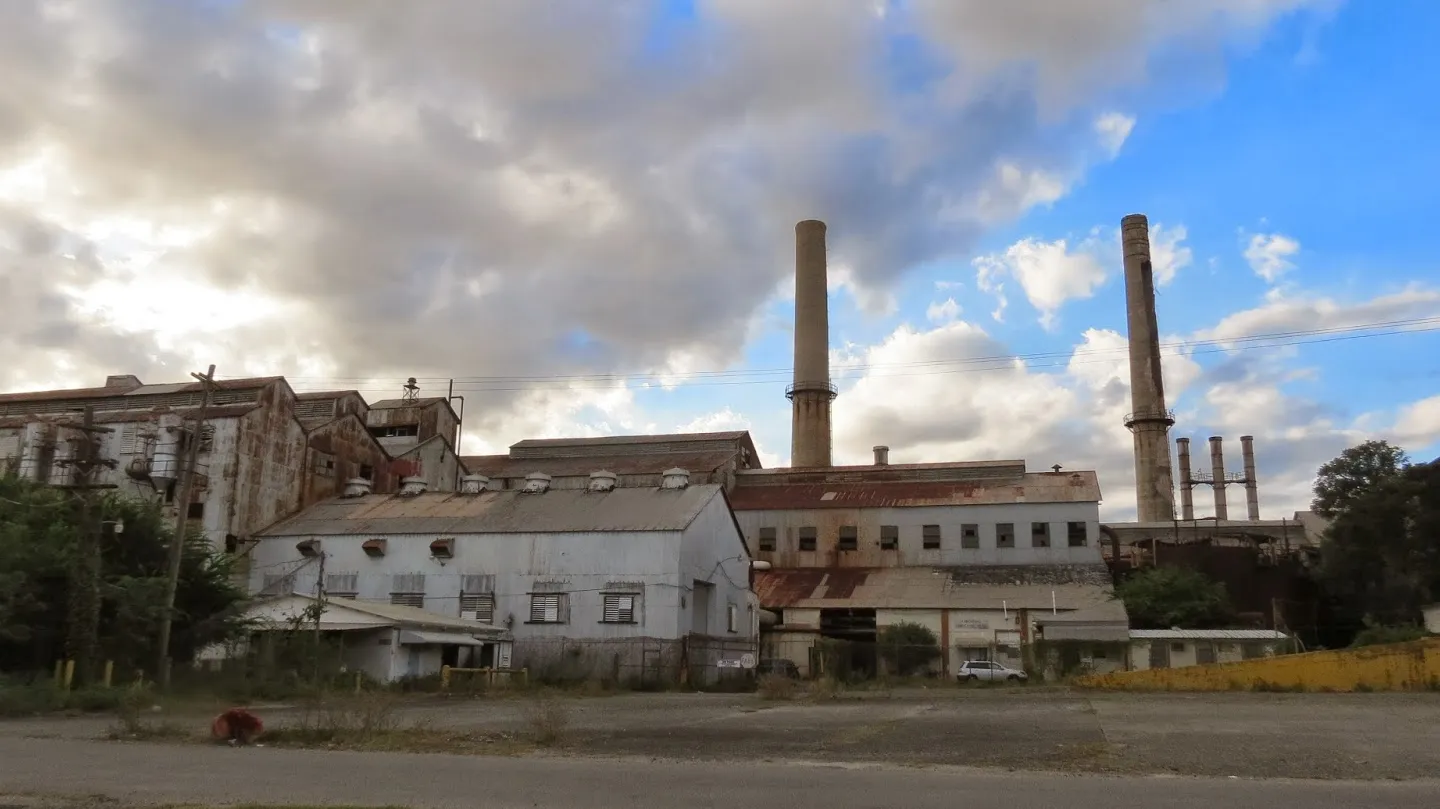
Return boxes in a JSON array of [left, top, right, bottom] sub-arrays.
[[755, 674, 798, 701], [808, 676, 847, 702], [523, 691, 570, 747], [265, 690, 403, 745]]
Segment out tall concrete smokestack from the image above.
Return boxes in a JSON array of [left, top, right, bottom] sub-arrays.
[[1209, 436, 1228, 521], [789, 219, 837, 468], [1176, 437, 1194, 521], [1121, 214, 1176, 522], [1241, 435, 1260, 520]]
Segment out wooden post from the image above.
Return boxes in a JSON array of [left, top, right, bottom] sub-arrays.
[[354, 671, 362, 695], [62, 660, 75, 692], [440, 664, 452, 691], [102, 660, 114, 689]]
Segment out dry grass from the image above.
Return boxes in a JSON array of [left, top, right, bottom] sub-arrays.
[[808, 676, 847, 702], [755, 674, 799, 701], [523, 692, 571, 747]]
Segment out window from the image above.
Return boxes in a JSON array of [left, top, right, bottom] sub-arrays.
[[187, 502, 205, 520], [727, 602, 738, 633], [325, 572, 358, 599], [1067, 521, 1088, 547], [529, 593, 567, 623], [1031, 522, 1050, 548], [922, 524, 941, 550], [1217, 642, 1235, 653], [261, 573, 295, 596], [996, 523, 1015, 548], [880, 525, 899, 550], [390, 573, 425, 608], [838, 525, 858, 551], [312, 451, 336, 477], [798, 526, 817, 552], [602, 593, 636, 624], [1171, 642, 1185, 653], [370, 424, 420, 438], [119, 424, 139, 455], [460, 574, 496, 622], [359, 463, 374, 480], [961, 523, 980, 549], [758, 527, 776, 552]]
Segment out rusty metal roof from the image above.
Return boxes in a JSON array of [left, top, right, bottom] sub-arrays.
[[0, 404, 261, 429], [461, 449, 739, 479], [295, 390, 361, 401], [0, 376, 281, 404], [368, 397, 450, 410], [729, 471, 1100, 510], [753, 566, 1121, 612], [256, 484, 727, 536], [510, 431, 750, 449]]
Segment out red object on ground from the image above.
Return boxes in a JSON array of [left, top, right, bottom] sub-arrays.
[[211, 708, 264, 744]]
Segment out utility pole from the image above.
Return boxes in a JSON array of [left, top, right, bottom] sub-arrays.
[[155, 364, 216, 690], [55, 406, 117, 686], [313, 549, 326, 685]]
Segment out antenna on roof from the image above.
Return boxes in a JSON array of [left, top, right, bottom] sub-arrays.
[[402, 377, 419, 402]]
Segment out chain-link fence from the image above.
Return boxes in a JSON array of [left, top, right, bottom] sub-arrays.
[[513, 634, 758, 689]]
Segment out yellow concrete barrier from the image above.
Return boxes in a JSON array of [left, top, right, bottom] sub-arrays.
[[1079, 638, 1440, 692]]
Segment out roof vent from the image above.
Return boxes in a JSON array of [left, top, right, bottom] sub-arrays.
[[398, 476, 428, 496], [661, 467, 691, 490], [342, 477, 373, 498], [459, 474, 490, 495], [296, 539, 322, 558], [104, 374, 143, 389], [523, 472, 552, 493], [873, 445, 890, 466], [588, 470, 618, 492]]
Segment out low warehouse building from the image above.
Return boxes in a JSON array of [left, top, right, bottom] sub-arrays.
[[1129, 629, 1292, 670], [245, 469, 756, 685]]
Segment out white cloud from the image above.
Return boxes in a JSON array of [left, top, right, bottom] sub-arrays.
[[926, 297, 961, 323], [1148, 223, 1193, 286], [1094, 112, 1137, 157], [1393, 395, 1440, 448], [1244, 232, 1301, 283], [972, 236, 1108, 329]]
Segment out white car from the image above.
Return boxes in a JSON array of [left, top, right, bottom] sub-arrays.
[[956, 660, 1028, 682]]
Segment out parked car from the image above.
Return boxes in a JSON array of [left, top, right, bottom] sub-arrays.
[[755, 658, 801, 679], [956, 660, 1028, 682]]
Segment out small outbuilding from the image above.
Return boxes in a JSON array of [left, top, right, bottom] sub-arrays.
[[239, 593, 512, 682], [1128, 628, 1291, 671]]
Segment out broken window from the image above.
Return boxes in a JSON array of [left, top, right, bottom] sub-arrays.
[[1067, 521, 1088, 547], [261, 573, 295, 596], [758, 527, 776, 552], [601, 593, 636, 623], [880, 525, 899, 550], [838, 525, 858, 551], [390, 573, 426, 608], [922, 524, 941, 550], [1031, 522, 1050, 548], [461, 574, 496, 621], [187, 501, 205, 520], [313, 451, 336, 478], [798, 526, 817, 552], [996, 523, 1015, 549], [961, 523, 980, 549]]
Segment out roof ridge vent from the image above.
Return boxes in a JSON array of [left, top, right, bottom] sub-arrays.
[[341, 477, 373, 498], [661, 467, 690, 489], [460, 474, 490, 495], [398, 476, 428, 496], [588, 470, 618, 492], [523, 472, 552, 493]]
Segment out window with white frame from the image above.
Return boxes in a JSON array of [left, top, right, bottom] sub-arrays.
[[529, 593, 567, 623], [602, 593, 637, 623], [261, 573, 295, 596], [324, 572, 359, 599], [726, 602, 738, 633]]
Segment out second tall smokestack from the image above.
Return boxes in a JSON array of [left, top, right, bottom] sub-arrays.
[[789, 219, 837, 468]]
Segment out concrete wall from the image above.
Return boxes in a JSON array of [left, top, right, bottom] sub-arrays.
[[735, 502, 1103, 568], [304, 415, 396, 505], [1423, 605, 1440, 635], [1083, 639, 1440, 692]]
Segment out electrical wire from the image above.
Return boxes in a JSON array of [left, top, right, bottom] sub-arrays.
[[227, 316, 1440, 394]]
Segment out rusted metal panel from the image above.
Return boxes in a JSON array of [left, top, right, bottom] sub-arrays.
[[365, 399, 459, 446], [753, 567, 1119, 612], [729, 472, 1101, 510], [0, 376, 279, 417], [304, 414, 395, 506], [463, 449, 740, 481]]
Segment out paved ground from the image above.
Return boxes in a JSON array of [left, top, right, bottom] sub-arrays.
[[253, 688, 1440, 779], [1, 736, 1439, 809]]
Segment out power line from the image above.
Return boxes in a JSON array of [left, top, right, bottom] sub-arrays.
[[263, 317, 1440, 394]]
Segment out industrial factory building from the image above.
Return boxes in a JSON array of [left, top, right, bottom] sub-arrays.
[[244, 469, 757, 685], [0, 375, 464, 562]]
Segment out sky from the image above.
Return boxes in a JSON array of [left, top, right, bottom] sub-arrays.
[[1, 0, 1437, 521]]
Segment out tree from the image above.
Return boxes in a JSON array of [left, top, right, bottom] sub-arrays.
[[1311, 440, 1410, 520], [876, 622, 941, 676], [1318, 458, 1440, 627], [0, 475, 249, 681], [1113, 566, 1234, 629]]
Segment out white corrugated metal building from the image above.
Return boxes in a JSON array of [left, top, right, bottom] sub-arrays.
[[246, 469, 756, 684], [1128, 628, 1292, 670]]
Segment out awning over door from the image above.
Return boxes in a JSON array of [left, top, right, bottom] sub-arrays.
[[398, 630, 491, 646]]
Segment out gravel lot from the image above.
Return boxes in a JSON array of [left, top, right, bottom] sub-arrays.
[[4, 688, 1438, 780]]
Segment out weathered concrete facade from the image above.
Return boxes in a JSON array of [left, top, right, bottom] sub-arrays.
[[789, 219, 836, 469], [462, 432, 762, 493], [1121, 213, 1177, 522]]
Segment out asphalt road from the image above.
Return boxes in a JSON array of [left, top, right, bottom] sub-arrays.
[[2, 737, 1438, 809]]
